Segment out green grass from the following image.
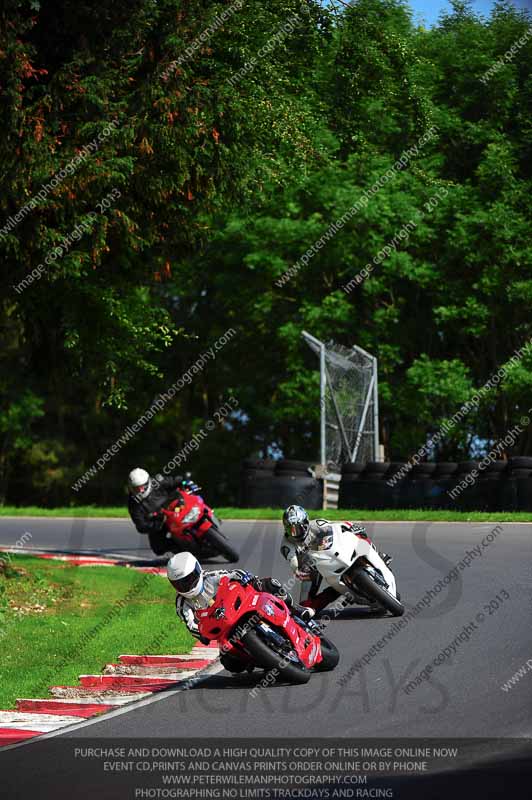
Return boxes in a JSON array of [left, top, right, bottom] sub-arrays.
[[216, 508, 532, 522], [0, 505, 128, 517], [0, 554, 194, 710], [0, 505, 531, 522]]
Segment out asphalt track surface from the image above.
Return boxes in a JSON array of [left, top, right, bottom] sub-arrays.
[[1, 516, 531, 740]]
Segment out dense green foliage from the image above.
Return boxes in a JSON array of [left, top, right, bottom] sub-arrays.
[[1, 0, 531, 505]]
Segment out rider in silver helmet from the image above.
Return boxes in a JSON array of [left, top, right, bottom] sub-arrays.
[[280, 504, 392, 611]]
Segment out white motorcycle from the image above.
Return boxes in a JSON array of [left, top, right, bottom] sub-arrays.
[[293, 522, 404, 617]]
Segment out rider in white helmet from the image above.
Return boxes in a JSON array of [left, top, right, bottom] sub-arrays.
[[167, 551, 315, 673], [127, 467, 199, 555]]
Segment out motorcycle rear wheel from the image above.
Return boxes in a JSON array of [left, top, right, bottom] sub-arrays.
[[351, 568, 404, 617], [241, 629, 311, 685], [204, 526, 239, 563]]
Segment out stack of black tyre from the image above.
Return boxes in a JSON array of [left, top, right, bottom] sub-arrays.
[[430, 463, 459, 509], [338, 457, 532, 511], [239, 459, 278, 508], [499, 457, 532, 512], [338, 462, 395, 509], [434, 459, 532, 512], [240, 459, 323, 509], [337, 462, 365, 510], [274, 460, 323, 509]]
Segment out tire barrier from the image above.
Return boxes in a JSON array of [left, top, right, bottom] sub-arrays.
[[240, 460, 323, 509], [341, 462, 366, 477], [275, 459, 313, 474], [242, 458, 277, 472], [500, 458, 532, 511], [274, 474, 323, 509], [240, 459, 276, 508], [362, 461, 389, 478], [338, 461, 532, 511], [240, 459, 532, 511], [339, 461, 368, 508], [473, 461, 509, 512], [433, 462, 458, 477]]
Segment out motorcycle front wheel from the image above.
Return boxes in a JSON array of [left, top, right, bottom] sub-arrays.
[[313, 636, 340, 672], [204, 526, 239, 563], [351, 567, 404, 617], [241, 629, 310, 685]]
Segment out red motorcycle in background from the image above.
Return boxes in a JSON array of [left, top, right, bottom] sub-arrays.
[[196, 576, 339, 684], [161, 489, 239, 563]]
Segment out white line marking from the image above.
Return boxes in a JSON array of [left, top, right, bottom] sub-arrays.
[[1, 660, 223, 751], [17, 696, 148, 706], [0, 712, 81, 731]]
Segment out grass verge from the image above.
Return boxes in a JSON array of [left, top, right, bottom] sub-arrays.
[[0, 554, 194, 710], [0, 506, 129, 518], [0, 506, 530, 522], [216, 508, 532, 522]]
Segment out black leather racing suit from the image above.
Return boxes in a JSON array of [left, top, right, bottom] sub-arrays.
[[128, 474, 183, 555]]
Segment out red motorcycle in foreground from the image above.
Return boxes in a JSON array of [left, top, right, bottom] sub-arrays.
[[160, 489, 239, 563], [196, 576, 339, 684]]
